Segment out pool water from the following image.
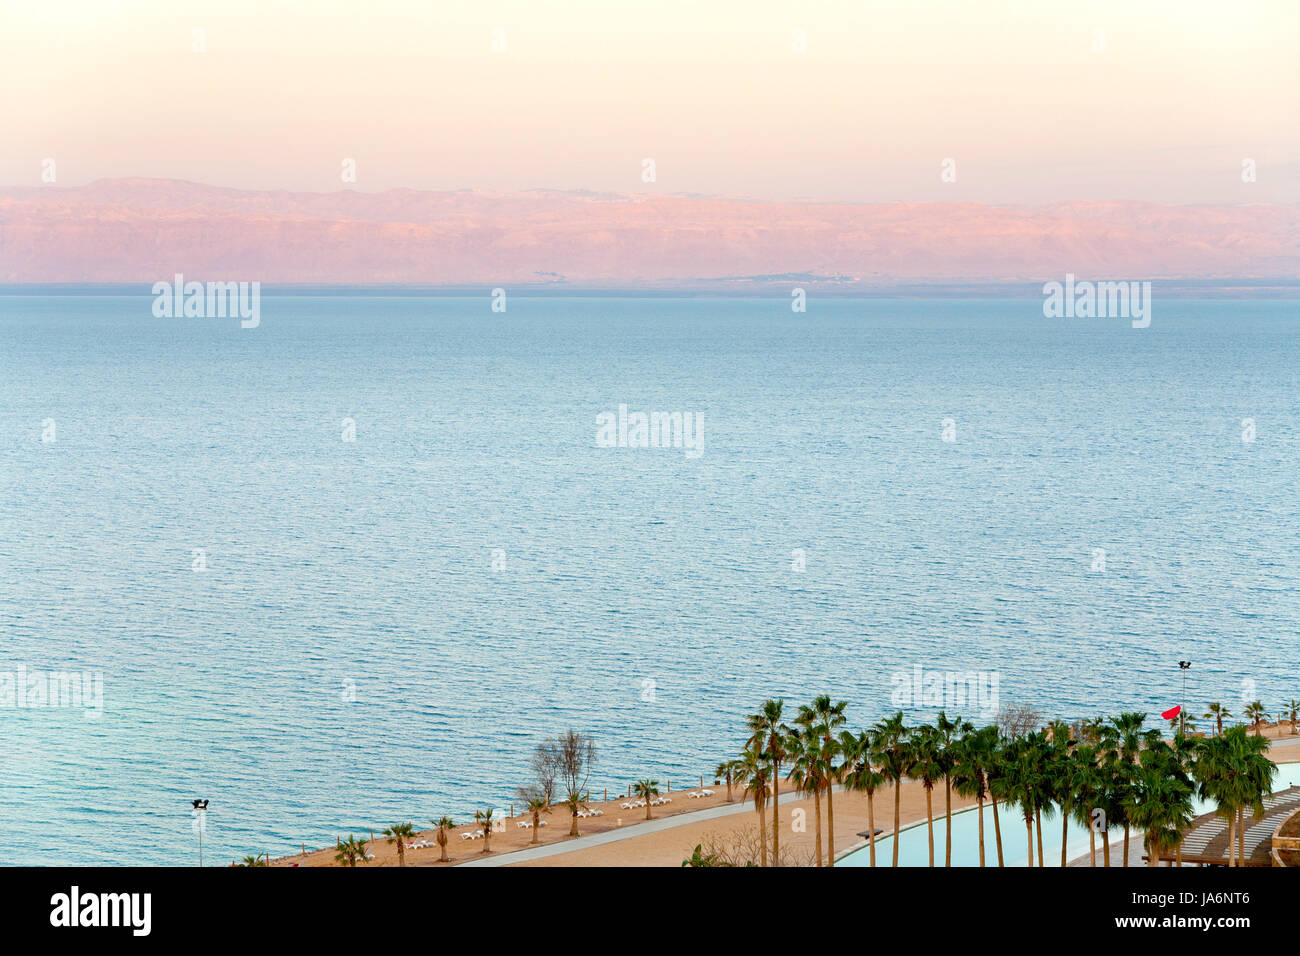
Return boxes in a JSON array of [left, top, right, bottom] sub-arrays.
[[838, 763, 1300, 866]]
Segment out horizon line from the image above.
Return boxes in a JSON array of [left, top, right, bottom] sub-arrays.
[[5, 280, 1300, 299], [5, 176, 1297, 209]]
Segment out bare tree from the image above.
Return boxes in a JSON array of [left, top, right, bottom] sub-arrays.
[[539, 729, 596, 836], [521, 740, 560, 808], [996, 703, 1043, 740]]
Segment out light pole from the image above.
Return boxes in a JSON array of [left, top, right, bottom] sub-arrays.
[[1178, 661, 1192, 735], [192, 799, 209, 866]]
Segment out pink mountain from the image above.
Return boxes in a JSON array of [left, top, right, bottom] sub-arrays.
[[1, 178, 1296, 286]]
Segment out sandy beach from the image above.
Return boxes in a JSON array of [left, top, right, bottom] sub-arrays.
[[270, 723, 1300, 868], [271, 774, 974, 868]]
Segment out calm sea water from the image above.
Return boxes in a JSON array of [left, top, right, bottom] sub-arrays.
[[1, 294, 1296, 866]]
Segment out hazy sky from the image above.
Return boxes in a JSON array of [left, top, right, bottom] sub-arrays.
[[2, 0, 1297, 202]]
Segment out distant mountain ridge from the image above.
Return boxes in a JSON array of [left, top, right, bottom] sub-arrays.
[[1, 178, 1295, 286]]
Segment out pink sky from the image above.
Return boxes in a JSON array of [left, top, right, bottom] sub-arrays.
[[2, 1, 1297, 203], [3, 180, 1295, 284]]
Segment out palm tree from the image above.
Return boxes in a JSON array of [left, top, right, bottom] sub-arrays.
[[871, 711, 909, 867], [384, 822, 415, 867], [1286, 700, 1300, 736], [561, 790, 589, 837], [523, 797, 549, 845], [1204, 702, 1229, 737], [1048, 720, 1078, 867], [1244, 701, 1269, 736], [1125, 761, 1193, 866], [1103, 750, 1135, 867], [238, 853, 267, 867], [840, 729, 884, 867], [715, 759, 741, 802], [746, 699, 789, 867], [474, 809, 494, 853], [1193, 731, 1239, 866], [800, 695, 848, 866], [787, 726, 827, 866], [1224, 726, 1275, 864], [984, 730, 1009, 867], [431, 816, 455, 861], [950, 726, 995, 866], [1106, 712, 1146, 866], [1000, 737, 1040, 866], [633, 778, 660, 820], [934, 711, 969, 867], [1080, 716, 1106, 745], [1191, 726, 1274, 866], [1000, 730, 1054, 867], [334, 835, 367, 867], [738, 746, 770, 866], [1067, 744, 1103, 866], [903, 724, 942, 867], [1027, 732, 1054, 867]]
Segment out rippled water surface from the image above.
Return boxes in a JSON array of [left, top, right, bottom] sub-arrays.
[[1, 295, 1296, 865]]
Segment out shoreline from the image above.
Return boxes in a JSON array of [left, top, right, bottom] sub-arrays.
[[270, 721, 1300, 868]]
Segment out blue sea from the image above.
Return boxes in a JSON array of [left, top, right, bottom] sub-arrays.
[[1, 294, 1296, 866]]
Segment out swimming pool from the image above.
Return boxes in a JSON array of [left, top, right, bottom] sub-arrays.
[[837, 763, 1300, 867]]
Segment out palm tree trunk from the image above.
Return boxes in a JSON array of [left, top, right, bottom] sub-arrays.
[[892, 780, 901, 867], [1061, 810, 1068, 867], [1227, 811, 1236, 867], [570, 808, 578, 837], [1122, 824, 1130, 867], [976, 796, 986, 867], [531, 812, 540, 844], [440, 838, 448, 862], [991, 796, 1004, 866], [1088, 825, 1096, 866], [1146, 835, 1158, 867], [1103, 829, 1111, 867], [1025, 816, 1034, 866], [867, 791, 877, 868], [1237, 805, 1245, 864], [813, 788, 823, 867], [925, 786, 934, 867], [757, 800, 768, 867], [944, 777, 952, 866], [826, 783, 836, 867], [771, 758, 781, 867], [645, 799, 652, 821], [1035, 807, 1045, 868]]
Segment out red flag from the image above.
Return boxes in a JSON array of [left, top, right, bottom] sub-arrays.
[[1161, 704, 1181, 720]]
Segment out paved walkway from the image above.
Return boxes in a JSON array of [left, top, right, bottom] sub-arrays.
[[457, 787, 826, 867]]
